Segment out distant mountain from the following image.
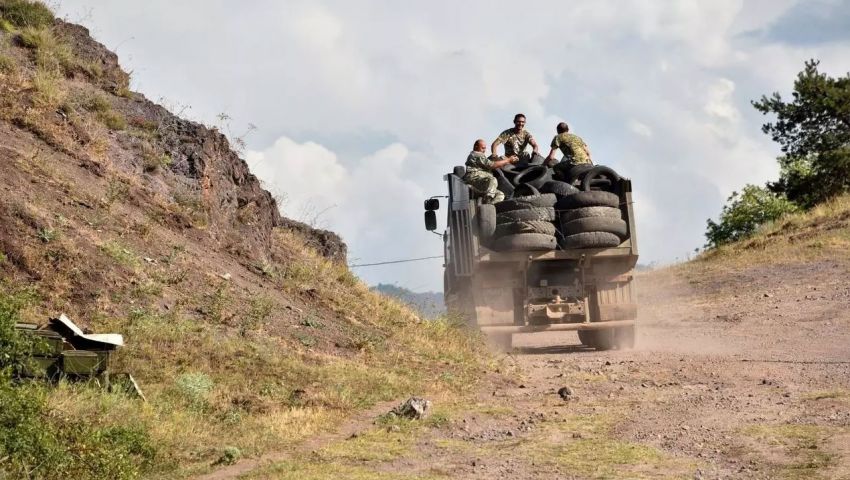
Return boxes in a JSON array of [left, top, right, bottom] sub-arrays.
[[372, 284, 445, 318]]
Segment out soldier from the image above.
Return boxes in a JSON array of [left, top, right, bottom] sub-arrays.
[[464, 138, 518, 204], [491, 113, 539, 161], [546, 122, 592, 166]]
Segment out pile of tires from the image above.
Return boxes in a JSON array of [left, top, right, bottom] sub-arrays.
[[483, 156, 628, 252], [557, 191, 627, 249]]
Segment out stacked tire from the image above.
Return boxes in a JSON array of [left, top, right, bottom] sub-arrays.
[[557, 191, 627, 249], [489, 193, 557, 251], [482, 159, 628, 251]]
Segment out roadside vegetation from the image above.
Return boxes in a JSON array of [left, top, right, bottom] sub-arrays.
[[705, 60, 850, 248], [0, 2, 495, 478]]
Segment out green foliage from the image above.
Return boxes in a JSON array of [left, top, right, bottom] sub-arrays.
[[753, 60, 850, 208], [0, 0, 54, 29], [0, 289, 156, 479], [705, 185, 799, 248], [0, 53, 15, 73]]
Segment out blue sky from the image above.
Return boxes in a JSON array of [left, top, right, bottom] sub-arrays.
[[56, 0, 850, 292]]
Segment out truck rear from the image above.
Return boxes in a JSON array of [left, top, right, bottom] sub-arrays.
[[424, 163, 638, 350]]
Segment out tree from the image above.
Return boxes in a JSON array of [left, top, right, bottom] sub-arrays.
[[705, 185, 799, 248], [752, 60, 850, 208]]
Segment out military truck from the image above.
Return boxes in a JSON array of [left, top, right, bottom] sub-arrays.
[[424, 161, 638, 350]]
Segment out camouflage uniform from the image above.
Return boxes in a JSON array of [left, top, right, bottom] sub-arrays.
[[551, 132, 591, 164], [496, 128, 535, 161], [463, 151, 505, 204]]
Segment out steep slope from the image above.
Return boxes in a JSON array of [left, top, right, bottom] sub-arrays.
[[0, 5, 490, 479]]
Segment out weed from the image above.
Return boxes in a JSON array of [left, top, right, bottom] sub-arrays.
[[0, 53, 15, 73], [294, 332, 315, 347], [0, 18, 13, 32], [31, 66, 65, 108], [200, 282, 232, 323], [83, 92, 111, 113], [215, 446, 242, 465], [104, 178, 130, 207], [743, 423, 835, 477], [174, 372, 214, 409], [99, 109, 126, 130], [0, 0, 54, 29], [803, 389, 849, 401], [142, 151, 172, 173], [100, 240, 138, 269], [36, 226, 57, 243], [300, 314, 322, 328], [19, 26, 74, 73]]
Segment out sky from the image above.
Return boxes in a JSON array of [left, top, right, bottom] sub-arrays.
[[55, 0, 850, 292]]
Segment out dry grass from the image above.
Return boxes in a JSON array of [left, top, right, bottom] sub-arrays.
[[743, 424, 839, 479], [691, 194, 850, 272]]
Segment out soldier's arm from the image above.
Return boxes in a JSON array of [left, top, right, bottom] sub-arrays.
[[529, 135, 539, 154], [490, 137, 503, 156], [490, 155, 518, 169], [545, 147, 558, 164]]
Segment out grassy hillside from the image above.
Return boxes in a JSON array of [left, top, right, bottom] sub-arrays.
[[697, 193, 850, 269], [0, 3, 492, 479]]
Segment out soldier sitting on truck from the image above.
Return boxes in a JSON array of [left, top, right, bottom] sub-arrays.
[[546, 122, 592, 166], [492, 113, 539, 162], [464, 139, 518, 204]]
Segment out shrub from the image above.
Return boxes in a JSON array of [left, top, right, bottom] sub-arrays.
[[705, 184, 800, 248], [31, 66, 65, 108], [0, 0, 54, 29], [19, 26, 74, 73], [99, 109, 126, 130], [0, 53, 15, 73]]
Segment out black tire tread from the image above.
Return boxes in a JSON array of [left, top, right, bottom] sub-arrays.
[[494, 220, 556, 238], [495, 193, 557, 213], [561, 217, 628, 239], [496, 207, 556, 224], [491, 233, 557, 251], [557, 191, 620, 209], [560, 206, 622, 223], [561, 231, 621, 249]]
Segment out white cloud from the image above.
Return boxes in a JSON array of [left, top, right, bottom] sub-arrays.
[[55, 0, 850, 290]]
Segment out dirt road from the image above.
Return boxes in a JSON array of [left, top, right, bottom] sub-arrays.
[[226, 259, 850, 479]]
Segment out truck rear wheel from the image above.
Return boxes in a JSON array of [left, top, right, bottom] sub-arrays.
[[578, 326, 635, 350]]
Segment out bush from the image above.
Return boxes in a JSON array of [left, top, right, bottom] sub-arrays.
[[0, 0, 54, 29], [705, 184, 799, 248], [0, 288, 157, 480]]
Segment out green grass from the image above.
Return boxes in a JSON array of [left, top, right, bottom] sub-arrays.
[[0, 53, 15, 73], [743, 423, 836, 479], [0, 0, 54, 29], [100, 240, 139, 269], [243, 460, 447, 480]]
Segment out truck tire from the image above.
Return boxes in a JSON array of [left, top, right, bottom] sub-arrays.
[[495, 193, 556, 213], [513, 183, 540, 198], [580, 165, 621, 192], [495, 169, 515, 198], [561, 217, 628, 239], [560, 206, 622, 223], [553, 163, 594, 183], [491, 233, 557, 251], [556, 191, 619, 209], [452, 165, 466, 178], [579, 326, 634, 350], [496, 207, 555, 224], [512, 165, 552, 189], [561, 231, 621, 249], [540, 180, 579, 197], [478, 204, 497, 241], [494, 220, 556, 238]]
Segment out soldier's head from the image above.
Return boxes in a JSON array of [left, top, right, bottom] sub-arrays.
[[473, 139, 486, 152], [513, 113, 526, 130], [557, 122, 569, 134]]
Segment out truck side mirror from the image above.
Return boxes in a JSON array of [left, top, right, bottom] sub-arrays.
[[424, 210, 437, 231], [424, 198, 440, 211]]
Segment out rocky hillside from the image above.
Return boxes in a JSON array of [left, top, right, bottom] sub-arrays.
[[0, 3, 489, 479]]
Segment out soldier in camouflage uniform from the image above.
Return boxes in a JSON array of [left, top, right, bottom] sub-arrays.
[[464, 139, 518, 204], [491, 113, 539, 161], [546, 122, 592, 166]]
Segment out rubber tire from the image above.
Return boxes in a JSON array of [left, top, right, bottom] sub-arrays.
[[512, 165, 552, 189], [556, 191, 619, 209], [491, 233, 557, 251], [561, 231, 621, 249], [560, 206, 622, 223], [495, 193, 557, 213], [540, 180, 579, 197], [513, 183, 540, 198], [561, 217, 628, 239], [494, 169, 515, 199], [496, 207, 555, 224], [494, 220, 556, 238], [580, 165, 621, 192], [478, 204, 497, 241], [579, 326, 634, 350], [555, 163, 594, 183], [528, 153, 546, 166]]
